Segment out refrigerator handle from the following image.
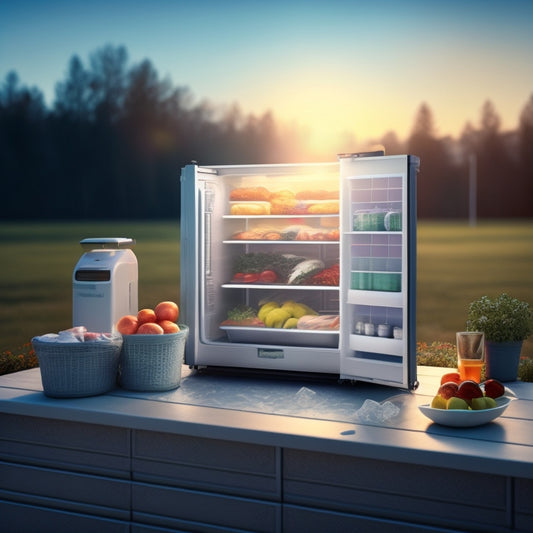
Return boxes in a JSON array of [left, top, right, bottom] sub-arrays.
[[201, 186, 215, 277]]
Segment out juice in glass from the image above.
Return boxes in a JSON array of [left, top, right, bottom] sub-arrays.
[[458, 358, 484, 382], [456, 331, 485, 383]]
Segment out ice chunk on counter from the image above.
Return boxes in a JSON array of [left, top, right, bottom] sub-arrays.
[[355, 399, 400, 423]]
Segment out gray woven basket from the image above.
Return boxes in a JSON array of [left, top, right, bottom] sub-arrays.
[[119, 325, 189, 392], [32, 337, 122, 398]]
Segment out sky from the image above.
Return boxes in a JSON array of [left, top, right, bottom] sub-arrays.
[[1, 0, 533, 153]]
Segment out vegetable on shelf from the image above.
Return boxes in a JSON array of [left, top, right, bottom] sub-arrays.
[[232, 253, 306, 283], [219, 305, 265, 327], [308, 264, 340, 286], [259, 270, 278, 283], [287, 259, 325, 285], [231, 253, 339, 286]]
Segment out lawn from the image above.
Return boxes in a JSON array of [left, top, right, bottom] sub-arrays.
[[1, 220, 532, 358], [416, 220, 533, 356]]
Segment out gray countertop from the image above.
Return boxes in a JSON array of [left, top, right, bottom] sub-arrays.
[[1, 365, 533, 479]]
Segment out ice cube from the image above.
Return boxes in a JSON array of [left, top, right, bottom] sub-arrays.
[[295, 386, 316, 408], [380, 400, 400, 421], [356, 399, 400, 423]]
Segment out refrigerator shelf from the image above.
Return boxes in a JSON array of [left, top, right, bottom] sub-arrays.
[[349, 334, 404, 356], [347, 289, 403, 307], [220, 325, 339, 348], [345, 231, 402, 235], [223, 214, 340, 220], [346, 173, 403, 181], [223, 240, 339, 245], [222, 283, 339, 291]]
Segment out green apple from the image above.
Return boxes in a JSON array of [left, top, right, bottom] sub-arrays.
[[431, 395, 447, 409], [484, 396, 497, 409], [446, 397, 469, 410], [471, 397, 488, 410]]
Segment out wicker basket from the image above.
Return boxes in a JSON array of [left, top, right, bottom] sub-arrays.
[[118, 325, 189, 392], [32, 337, 122, 398]]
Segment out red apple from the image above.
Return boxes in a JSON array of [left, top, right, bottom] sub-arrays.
[[456, 380, 483, 405], [438, 381, 459, 400], [484, 379, 505, 399]]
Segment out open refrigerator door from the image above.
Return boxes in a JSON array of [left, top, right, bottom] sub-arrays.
[[339, 154, 419, 390]]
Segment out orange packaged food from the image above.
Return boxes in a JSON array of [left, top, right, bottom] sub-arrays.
[[296, 190, 339, 200], [229, 186, 271, 202], [230, 202, 271, 215], [307, 201, 339, 214]]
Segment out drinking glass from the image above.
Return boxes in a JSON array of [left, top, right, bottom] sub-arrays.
[[456, 331, 485, 382]]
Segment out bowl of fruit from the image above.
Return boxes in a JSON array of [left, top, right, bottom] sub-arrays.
[[419, 373, 511, 427]]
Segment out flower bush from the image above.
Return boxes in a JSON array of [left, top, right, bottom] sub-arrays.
[[0, 343, 39, 376], [416, 341, 457, 368], [518, 357, 533, 382]]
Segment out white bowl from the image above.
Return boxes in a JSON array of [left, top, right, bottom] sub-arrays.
[[419, 396, 511, 427]]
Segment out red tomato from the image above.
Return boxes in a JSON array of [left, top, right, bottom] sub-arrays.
[[259, 270, 278, 283], [243, 273, 260, 283], [232, 272, 245, 282]]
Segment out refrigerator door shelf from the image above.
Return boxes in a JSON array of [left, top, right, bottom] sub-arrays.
[[349, 334, 404, 357], [341, 356, 405, 386], [347, 290, 404, 307]]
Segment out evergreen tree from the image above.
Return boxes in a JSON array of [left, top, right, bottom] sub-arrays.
[[476, 100, 516, 217], [407, 103, 462, 218]]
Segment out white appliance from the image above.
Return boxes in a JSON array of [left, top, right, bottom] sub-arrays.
[[180, 153, 419, 390], [72, 238, 138, 333]]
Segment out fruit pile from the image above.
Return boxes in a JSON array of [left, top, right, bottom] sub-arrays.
[[116, 301, 180, 335], [258, 300, 318, 329], [431, 372, 506, 410]]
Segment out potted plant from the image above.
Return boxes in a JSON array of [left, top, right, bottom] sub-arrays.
[[466, 293, 533, 381]]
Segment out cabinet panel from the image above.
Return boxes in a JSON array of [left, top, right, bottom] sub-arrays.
[[0, 413, 130, 478], [0, 500, 129, 533], [283, 504, 462, 533], [283, 449, 511, 531], [132, 482, 281, 532], [133, 430, 281, 500], [515, 477, 533, 532], [0, 461, 130, 520]]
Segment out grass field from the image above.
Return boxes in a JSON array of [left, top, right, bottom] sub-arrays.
[[1, 220, 532, 357]]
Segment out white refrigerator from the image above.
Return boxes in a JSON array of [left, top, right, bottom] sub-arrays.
[[180, 153, 419, 390]]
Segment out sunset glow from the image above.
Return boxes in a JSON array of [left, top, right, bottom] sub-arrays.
[[1, 0, 532, 151]]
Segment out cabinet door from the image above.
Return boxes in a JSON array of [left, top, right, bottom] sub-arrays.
[[339, 154, 419, 390]]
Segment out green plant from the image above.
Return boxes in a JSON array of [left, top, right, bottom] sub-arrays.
[[466, 293, 533, 343]]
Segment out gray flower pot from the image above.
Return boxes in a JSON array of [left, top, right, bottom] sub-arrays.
[[485, 341, 523, 382]]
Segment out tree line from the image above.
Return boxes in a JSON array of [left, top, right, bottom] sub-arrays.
[[1, 44, 532, 220]]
